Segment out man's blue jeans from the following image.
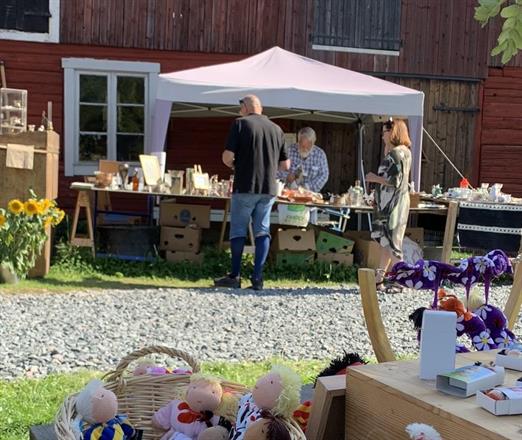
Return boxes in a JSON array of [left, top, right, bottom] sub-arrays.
[[229, 193, 276, 239]]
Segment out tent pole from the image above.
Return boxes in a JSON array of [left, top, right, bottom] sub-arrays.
[[357, 120, 372, 232]]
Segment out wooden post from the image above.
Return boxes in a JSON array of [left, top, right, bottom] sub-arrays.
[[358, 268, 396, 363], [441, 201, 458, 263], [504, 260, 522, 331]]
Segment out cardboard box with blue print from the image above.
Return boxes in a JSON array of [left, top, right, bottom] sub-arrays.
[[159, 201, 211, 229], [160, 226, 201, 252], [436, 364, 505, 397]]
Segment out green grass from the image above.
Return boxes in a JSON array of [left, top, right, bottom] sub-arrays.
[[0, 242, 358, 294], [0, 359, 326, 440]]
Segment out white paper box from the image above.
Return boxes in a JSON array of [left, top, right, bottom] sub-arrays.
[[437, 365, 505, 397], [419, 310, 456, 380], [477, 387, 522, 415], [495, 352, 522, 371]]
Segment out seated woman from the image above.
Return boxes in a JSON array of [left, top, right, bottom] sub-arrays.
[[365, 119, 412, 291]]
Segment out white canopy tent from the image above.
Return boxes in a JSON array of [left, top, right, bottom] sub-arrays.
[[151, 46, 425, 190]]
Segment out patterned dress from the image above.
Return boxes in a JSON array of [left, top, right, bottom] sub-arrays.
[[371, 145, 412, 259]]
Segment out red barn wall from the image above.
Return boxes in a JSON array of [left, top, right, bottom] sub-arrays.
[[478, 67, 522, 197], [0, 40, 241, 210]]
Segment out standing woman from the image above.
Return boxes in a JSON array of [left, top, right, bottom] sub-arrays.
[[365, 119, 412, 288]]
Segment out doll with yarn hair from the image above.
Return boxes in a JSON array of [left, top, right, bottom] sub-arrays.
[[152, 373, 238, 440], [230, 365, 305, 440], [73, 379, 137, 440]]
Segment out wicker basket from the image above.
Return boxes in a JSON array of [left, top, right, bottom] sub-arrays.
[[54, 345, 249, 440]]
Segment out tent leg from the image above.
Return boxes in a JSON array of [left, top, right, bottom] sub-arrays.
[[356, 121, 372, 232]]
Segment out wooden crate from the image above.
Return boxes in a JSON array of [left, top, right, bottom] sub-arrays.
[[0, 131, 60, 277], [345, 350, 521, 440]]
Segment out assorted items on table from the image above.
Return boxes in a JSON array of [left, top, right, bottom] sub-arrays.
[[384, 249, 522, 418]]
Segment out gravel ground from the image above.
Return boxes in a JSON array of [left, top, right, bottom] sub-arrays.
[[0, 285, 520, 380]]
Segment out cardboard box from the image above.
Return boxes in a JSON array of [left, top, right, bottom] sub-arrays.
[[436, 364, 505, 397], [496, 344, 522, 371], [405, 227, 424, 246], [160, 201, 211, 228], [343, 230, 383, 269], [317, 252, 354, 266], [276, 228, 316, 251], [160, 226, 201, 252], [276, 251, 315, 266], [165, 250, 203, 264], [410, 192, 421, 208], [423, 245, 443, 261], [316, 231, 354, 254], [477, 387, 522, 415]]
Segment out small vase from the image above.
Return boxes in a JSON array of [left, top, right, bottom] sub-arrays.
[[0, 265, 18, 284]]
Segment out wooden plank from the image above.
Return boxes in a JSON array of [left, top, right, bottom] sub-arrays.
[[482, 128, 522, 145], [306, 374, 345, 440], [504, 260, 522, 330], [441, 201, 458, 264], [346, 351, 522, 440], [357, 268, 396, 363]]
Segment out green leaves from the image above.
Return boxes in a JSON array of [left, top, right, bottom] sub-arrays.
[[474, 0, 522, 64]]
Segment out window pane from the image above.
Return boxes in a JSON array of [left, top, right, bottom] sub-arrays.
[[117, 106, 144, 133], [117, 76, 145, 104], [79, 134, 107, 161], [80, 75, 107, 103], [117, 134, 144, 162], [79, 105, 107, 132]]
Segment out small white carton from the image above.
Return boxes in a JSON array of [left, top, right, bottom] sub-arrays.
[[419, 310, 456, 380], [477, 386, 522, 415], [436, 364, 505, 397], [495, 343, 522, 371]]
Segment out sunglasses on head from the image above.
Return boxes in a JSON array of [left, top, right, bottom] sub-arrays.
[[239, 99, 244, 105]]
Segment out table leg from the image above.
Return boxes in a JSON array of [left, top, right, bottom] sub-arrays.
[[504, 260, 522, 330], [70, 190, 95, 257], [219, 199, 230, 251], [441, 201, 459, 264]]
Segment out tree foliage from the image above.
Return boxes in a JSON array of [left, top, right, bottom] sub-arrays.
[[475, 0, 522, 64]]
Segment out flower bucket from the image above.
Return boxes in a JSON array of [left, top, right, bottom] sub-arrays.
[[0, 265, 18, 284]]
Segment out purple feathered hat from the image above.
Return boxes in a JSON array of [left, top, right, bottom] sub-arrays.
[[446, 249, 511, 305], [387, 259, 461, 308]]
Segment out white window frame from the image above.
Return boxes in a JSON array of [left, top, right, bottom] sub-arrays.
[[62, 58, 160, 176], [0, 0, 60, 43]]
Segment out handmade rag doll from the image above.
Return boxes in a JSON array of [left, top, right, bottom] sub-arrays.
[[230, 365, 302, 440], [152, 374, 237, 440], [74, 379, 136, 440]]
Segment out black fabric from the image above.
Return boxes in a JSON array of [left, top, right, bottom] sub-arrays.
[[457, 204, 522, 255], [226, 114, 287, 195]]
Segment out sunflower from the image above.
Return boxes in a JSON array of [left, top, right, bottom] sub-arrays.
[[0, 214, 6, 227], [39, 199, 52, 214], [7, 199, 24, 215], [24, 199, 40, 216], [52, 209, 65, 225], [44, 216, 53, 228]]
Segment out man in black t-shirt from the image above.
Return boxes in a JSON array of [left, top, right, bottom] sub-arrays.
[[214, 95, 290, 290]]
